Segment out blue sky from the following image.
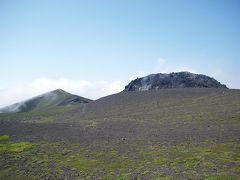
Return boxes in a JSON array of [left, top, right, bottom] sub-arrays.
[[0, 0, 240, 106]]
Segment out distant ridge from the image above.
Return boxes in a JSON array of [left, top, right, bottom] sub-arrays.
[[124, 72, 227, 91], [0, 89, 92, 113]]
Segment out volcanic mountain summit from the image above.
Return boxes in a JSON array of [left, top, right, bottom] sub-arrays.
[[124, 72, 227, 91]]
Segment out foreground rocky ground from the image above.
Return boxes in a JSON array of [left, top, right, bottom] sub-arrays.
[[0, 119, 239, 179]]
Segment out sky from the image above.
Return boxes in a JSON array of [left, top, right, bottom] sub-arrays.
[[0, 0, 240, 107]]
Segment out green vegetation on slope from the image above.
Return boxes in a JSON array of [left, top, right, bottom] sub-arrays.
[[0, 139, 239, 179], [0, 135, 34, 153], [0, 106, 76, 123]]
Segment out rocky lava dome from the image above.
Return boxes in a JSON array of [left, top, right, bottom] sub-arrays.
[[124, 72, 227, 91]]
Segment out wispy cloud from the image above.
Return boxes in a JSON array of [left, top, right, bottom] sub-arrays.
[[0, 78, 125, 108], [154, 57, 198, 74], [127, 70, 148, 82]]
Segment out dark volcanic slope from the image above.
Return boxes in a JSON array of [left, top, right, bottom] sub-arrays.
[[0, 89, 92, 113], [124, 72, 227, 91], [66, 88, 240, 124]]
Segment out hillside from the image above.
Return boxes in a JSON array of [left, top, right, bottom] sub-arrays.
[[0, 89, 92, 113], [124, 72, 227, 91], [66, 88, 240, 124], [0, 88, 240, 179]]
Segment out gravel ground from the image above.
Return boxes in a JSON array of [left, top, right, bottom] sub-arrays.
[[0, 119, 239, 145]]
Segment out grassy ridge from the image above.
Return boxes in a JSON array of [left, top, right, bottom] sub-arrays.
[[0, 89, 91, 113]]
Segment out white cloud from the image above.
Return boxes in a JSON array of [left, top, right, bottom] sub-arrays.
[[128, 70, 148, 82], [175, 66, 198, 74], [208, 68, 222, 78], [157, 58, 166, 66], [154, 57, 198, 74], [0, 78, 125, 108], [126, 58, 199, 83]]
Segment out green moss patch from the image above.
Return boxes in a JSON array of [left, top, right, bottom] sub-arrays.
[[0, 135, 10, 141], [0, 135, 35, 153], [206, 175, 237, 180]]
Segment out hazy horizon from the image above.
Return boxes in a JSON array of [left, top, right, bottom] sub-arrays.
[[1, 0, 240, 107]]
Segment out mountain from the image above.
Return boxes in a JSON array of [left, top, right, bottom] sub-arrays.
[[124, 72, 227, 91], [0, 89, 92, 113]]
